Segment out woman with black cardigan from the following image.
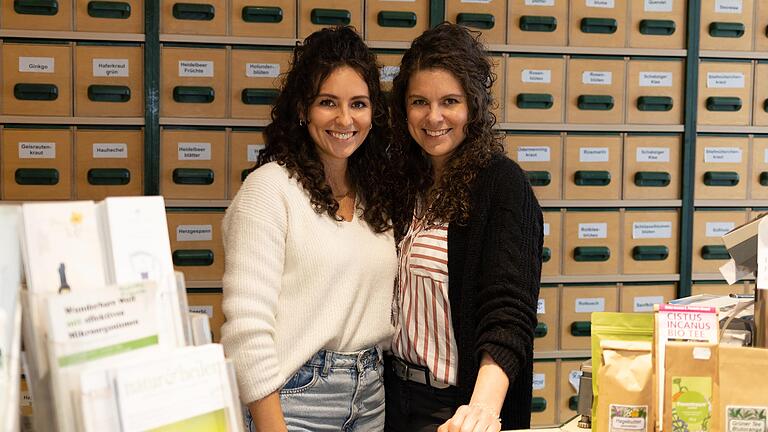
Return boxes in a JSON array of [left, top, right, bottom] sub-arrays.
[[385, 23, 544, 432]]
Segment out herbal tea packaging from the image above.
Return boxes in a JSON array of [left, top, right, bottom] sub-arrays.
[[663, 342, 719, 432], [597, 340, 653, 432], [719, 345, 768, 432]]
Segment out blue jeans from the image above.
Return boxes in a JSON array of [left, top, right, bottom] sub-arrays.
[[244, 346, 385, 432]]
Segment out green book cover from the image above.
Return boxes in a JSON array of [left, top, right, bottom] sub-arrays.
[[150, 409, 229, 432]]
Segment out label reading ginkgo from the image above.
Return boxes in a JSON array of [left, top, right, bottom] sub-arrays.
[[19, 57, 54, 73]]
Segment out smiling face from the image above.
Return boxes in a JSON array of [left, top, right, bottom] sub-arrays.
[[305, 65, 372, 165], [405, 68, 469, 171]]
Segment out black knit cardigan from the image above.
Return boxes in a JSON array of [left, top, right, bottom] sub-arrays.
[[447, 154, 543, 430]]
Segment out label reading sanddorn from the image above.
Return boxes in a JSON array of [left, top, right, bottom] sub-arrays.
[[726, 406, 767, 432], [93, 143, 128, 159], [177, 225, 213, 242], [189, 305, 214, 318], [380, 66, 400, 83], [19, 57, 54, 73], [575, 297, 605, 313], [518, 146, 551, 162], [177, 143, 212, 161], [246, 63, 280, 78], [537, 299, 546, 314], [704, 147, 742, 163], [632, 221, 673, 239], [532, 373, 546, 390], [587, 0, 614, 8], [634, 296, 664, 312], [707, 72, 745, 89], [715, 0, 743, 14], [19, 142, 55, 159], [522, 69, 552, 83], [579, 222, 608, 239], [583, 71, 613, 85], [706, 222, 735, 237], [639, 72, 673, 87], [645, 0, 673, 12], [178, 61, 214, 77], [609, 404, 648, 432], [637, 147, 670, 163], [93, 59, 129, 77], [580, 147, 609, 162], [247, 144, 265, 162]]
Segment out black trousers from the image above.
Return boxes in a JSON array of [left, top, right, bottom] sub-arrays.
[[384, 356, 461, 432]]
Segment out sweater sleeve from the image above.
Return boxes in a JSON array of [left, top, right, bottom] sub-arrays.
[[474, 159, 543, 381], [220, 168, 288, 403]]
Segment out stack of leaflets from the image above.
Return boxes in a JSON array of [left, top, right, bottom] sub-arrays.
[[0, 206, 22, 432]]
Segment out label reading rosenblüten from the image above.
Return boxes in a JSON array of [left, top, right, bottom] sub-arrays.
[[637, 147, 671, 163], [92, 143, 128, 159], [178, 61, 214, 77], [177, 225, 213, 242], [178, 143, 211, 161], [579, 222, 608, 239], [246, 63, 279, 78], [583, 71, 613, 85], [522, 69, 552, 84], [247, 144, 265, 162], [645, 0, 673, 12], [19, 142, 55, 159], [19, 57, 54, 73], [93, 59, 129, 77]]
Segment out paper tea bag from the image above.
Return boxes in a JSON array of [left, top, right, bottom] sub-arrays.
[[597, 340, 653, 432], [664, 342, 719, 432]]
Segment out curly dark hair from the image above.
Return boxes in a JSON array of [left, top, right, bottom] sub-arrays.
[[256, 26, 393, 233], [390, 23, 504, 235]]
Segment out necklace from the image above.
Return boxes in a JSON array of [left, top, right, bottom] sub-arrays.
[[333, 189, 355, 199]]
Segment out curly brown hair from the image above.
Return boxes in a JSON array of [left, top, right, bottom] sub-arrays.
[[257, 26, 394, 233], [390, 23, 504, 235]]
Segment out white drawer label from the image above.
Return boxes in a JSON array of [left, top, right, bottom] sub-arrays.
[[707, 72, 745, 89], [579, 147, 609, 162], [537, 299, 546, 314], [582, 71, 612, 85], [188, 305, 214, 318], [639, 72, 673, 87], [247, 144, 265, 162], [575, 297, 606, 313], [704, 147, 742, 163], [527, 0, 555, 5], [578, 223, 608, 239], [380, 0, 417, 2], [246, 63, 280, 78], [632, 221, 673, 239], [522, 69, 552, 83], [569, 370, 583, 392], [636, 147, 670, 163], [92, 59, 129, 77], [19, 142, 55, 159], [543, 223, 550, 236], [706, 222, 735, 237], [179, 60, 214, 77], [380, 66, 400, 83], [634, 296, 665, 312], [532, 373, 546, 390], [518, 146, 551, 162], [715, 0, 743, 13], [178, 142, 212, 161], [19, 57, 54, 73], [177, 225, 213, 242], [587, 0, 614, 8], [645, 0, 673, 12], [20, 391, 32, 407], [92, 143, 128, 159], [461, 0, 491, 3], [764, 148, 768, 163]]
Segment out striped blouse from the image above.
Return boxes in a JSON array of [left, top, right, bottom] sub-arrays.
[[391, 217, 458, 386]]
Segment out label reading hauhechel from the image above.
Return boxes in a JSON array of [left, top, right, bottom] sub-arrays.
[[93, 143, 128, 159]]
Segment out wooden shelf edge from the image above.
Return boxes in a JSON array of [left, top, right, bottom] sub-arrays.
[[533, 350, 591, 360], [160, 34, 299, 46], [697, 126, 768, 134], [160, 118, 269, 127], [700, 50, 768, 60], [0, 116, 144, 125], [691, 273, 754, 282], [540, 200, 682, 208], [166, 200, 231, 208], [0, 30, 144, 42], [541, 274, 680, 284], [498, 123, 684, 132], [485, 44, 686, 57], [185, 280, 224, 289], [694, 200, 768, 207]]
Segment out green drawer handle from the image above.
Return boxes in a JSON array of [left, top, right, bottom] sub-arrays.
[[637, 96, 673, 112], [14, 83, 58, 101], [570, 321, 591, 336], [574, 246, 610, 262], [706, 96, 742, 112], [173, 3, 215, 21], [378, 11, 417, 28], [640, 19, 676, 36], [569, 396, 580, 411], [519, 15, 557, 32], [517, 93, 554, 109], [241, 88, 279, 105], [577, 95, 614, 111], [760, 171, 768, 186], [580, 17, 617, 34], [535, 322, 548, 338], [15, 168, 59, 185], [574, 170, 611, 186], [709, 22, 745, 38], [14, 0, 58, 15], [241, 168, 251, 182], [172, 249, 214, 266], [634, 171, 671, 187], [701, 245, 729, 260], [88, 85, 131, 103], [172, 168, 214, 185], [703, 171, 739, 187], [527, 170, 551, 186], [456, 13, 495, 30], [542, 247, 551, 263], [87, 168, 130, 185], [531, 397, 547, 413], [632, 245, 669, 261], [311, 8, 351, 25], [242, 6, 282, 23], [173, 86, 215, 103], [763, 98, 768, 112], [88, 1, 131, 19]]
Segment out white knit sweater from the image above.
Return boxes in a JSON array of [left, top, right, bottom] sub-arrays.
[[220, 162, 397, 403]]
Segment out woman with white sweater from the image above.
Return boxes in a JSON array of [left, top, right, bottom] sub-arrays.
[[220, 26, 397, 432]]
